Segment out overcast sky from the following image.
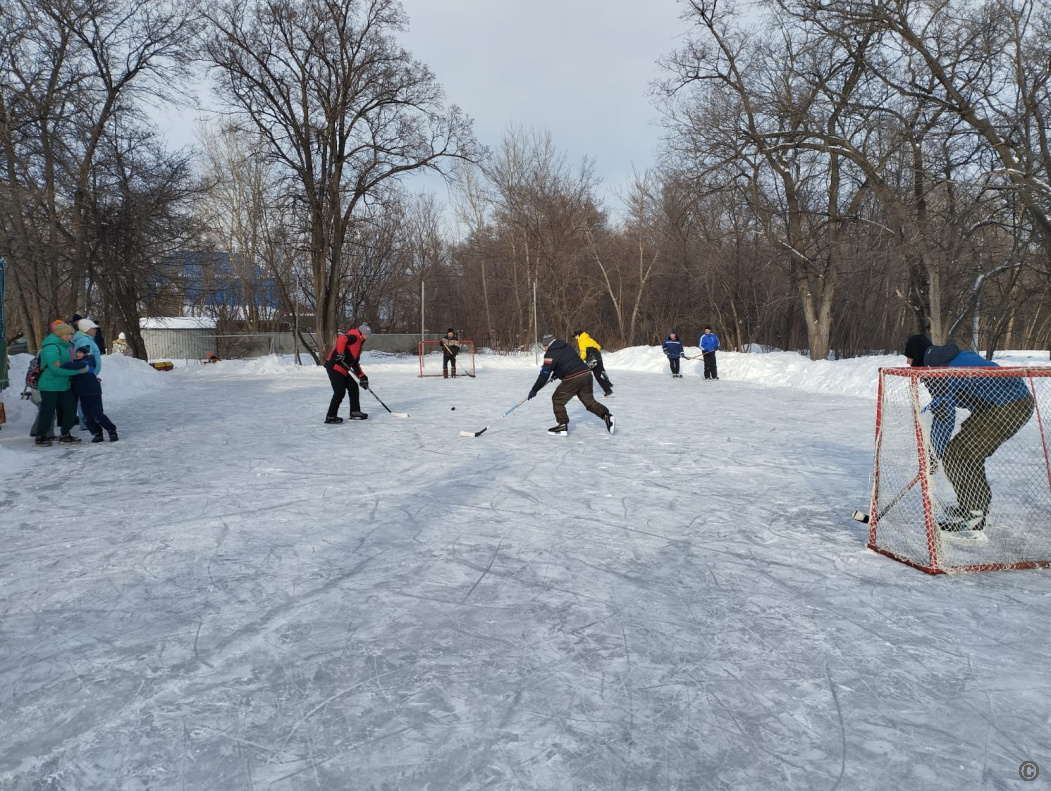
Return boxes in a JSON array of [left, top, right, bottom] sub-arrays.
[[155, 1, 691, 221], [395, 0, 690, 209]]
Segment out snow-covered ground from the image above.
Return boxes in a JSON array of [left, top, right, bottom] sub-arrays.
[[1, 347, 1050, 790]]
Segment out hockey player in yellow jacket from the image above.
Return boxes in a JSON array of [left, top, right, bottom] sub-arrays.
[[572, 331, 613, 397]]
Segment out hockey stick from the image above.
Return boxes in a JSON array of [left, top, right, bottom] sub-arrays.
[[851, 472, 922, 524], [367, 387, 408, 418], [460, 397, 528, 438]]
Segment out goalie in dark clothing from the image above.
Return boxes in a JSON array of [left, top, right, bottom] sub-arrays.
[[441, 329, 460, 378], [528, 334, 615, 436]]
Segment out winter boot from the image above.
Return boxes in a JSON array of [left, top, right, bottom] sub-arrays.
[[34, 436, 53, 447], [324, 415, 344, 424], [547, 423, 569, 437], [604, 413, 616, 435], [91, 432, 104, 443], [58, 433, 82, 444], [108, 430, 119, 442], [350, 411, 369, 420], [443, 371, 449, 378]]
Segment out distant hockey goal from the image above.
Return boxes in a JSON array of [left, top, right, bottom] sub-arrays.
[[867, 366, 1051, 573], [418, 340, 475, 378]]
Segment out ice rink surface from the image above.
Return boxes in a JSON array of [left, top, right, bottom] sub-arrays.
[[1, 353, 1049, 790]]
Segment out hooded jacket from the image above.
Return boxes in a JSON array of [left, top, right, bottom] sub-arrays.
[[37, 333, 88, 392], [530, 339, 590, 396], [72, 331, 101, 374]]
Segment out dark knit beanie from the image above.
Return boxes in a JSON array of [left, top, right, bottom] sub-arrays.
[[541, 334, 556, 348], [903, 334, 931, 366]]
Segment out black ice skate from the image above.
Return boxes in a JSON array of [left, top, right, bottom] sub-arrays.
[[325, 415, 344, 424], [350, 411, 369, 420], [547, 423, 568, 437], [604, 413, 616, 434]]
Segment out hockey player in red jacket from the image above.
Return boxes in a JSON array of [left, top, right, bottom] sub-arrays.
[[324, 323, 371, 423]]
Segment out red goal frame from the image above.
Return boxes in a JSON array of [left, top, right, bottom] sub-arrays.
[[867, 365, 1051, 574], [418, 339, 476, 378]]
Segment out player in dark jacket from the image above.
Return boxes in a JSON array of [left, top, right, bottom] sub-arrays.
[[441, 329, 459, 378], [662, 332, 685, 377], [323, 322, 371, 423], [66, 346, 118, 442], [528, 335, 615, 436]]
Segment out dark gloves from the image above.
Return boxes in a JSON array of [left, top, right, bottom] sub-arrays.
[[527, 390, 537, 400], [358, 375, 369, 390]]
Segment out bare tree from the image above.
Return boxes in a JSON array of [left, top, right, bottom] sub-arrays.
[[0, 0, 198, 350], [201, 0, 477, 353]]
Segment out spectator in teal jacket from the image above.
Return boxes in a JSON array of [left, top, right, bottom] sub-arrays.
[[35, 322, 88, 446]]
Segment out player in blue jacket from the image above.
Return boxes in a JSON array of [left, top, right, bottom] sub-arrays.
[[662, 332, 686, 378], [904, 334, 1034, 534], [699, 326, 719, 380]]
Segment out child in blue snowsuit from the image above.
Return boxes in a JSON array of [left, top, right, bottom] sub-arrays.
[[662, 332, 685, 377], [65, 346, 118, 442]]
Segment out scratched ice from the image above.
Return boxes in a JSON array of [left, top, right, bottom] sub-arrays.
[[1, 348, 1049, 790]]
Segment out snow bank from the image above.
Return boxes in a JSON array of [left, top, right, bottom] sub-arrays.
[[605, 346, 1051, 401]]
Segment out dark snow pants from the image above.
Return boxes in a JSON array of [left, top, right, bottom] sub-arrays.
[[552, 372, 609, 425], [585, 349, 613, 395], [327, 368, 361, 416], [38, 390, 76, 436], [703, 351, 718, 380], [669, 357, 680, 376], [80, 393, 116, 435]]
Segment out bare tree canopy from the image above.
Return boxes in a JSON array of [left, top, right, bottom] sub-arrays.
[[200, 0, 479, 353]]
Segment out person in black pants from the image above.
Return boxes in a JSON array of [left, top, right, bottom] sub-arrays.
[[528, 334, 615, 436], [662, 332, 685, 378], [323, 323, 371, 422], [441, 328, 459, 377], [700, 325, 720, 380]]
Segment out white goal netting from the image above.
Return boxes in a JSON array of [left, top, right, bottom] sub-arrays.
[[869, 366, 1051, 573], [418, 340, 475, 378]]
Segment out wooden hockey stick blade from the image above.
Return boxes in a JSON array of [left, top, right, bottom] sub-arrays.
[[460, 428, 485, 437], [389, 411, 409, 418], [851, 509, 870, 524]]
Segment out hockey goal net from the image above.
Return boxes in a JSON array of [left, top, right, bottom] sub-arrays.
[[418, 339, 475, 378], [868, 366, 1051, 573]]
